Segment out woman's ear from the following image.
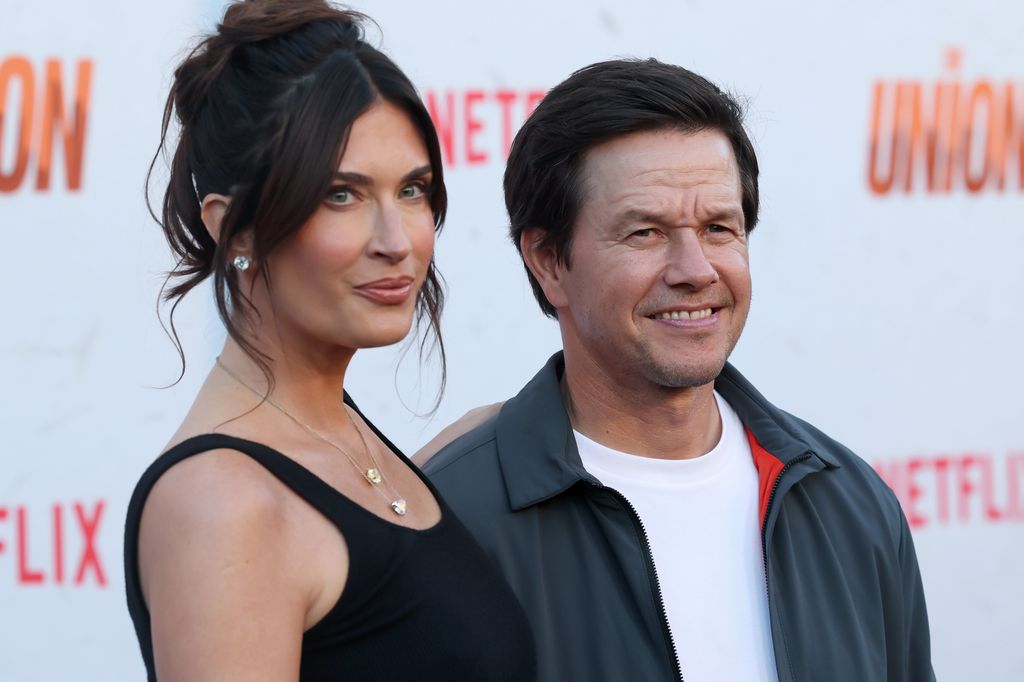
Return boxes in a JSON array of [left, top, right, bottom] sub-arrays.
[[200, 193, 231, 244], [202, 194, 255, 270]]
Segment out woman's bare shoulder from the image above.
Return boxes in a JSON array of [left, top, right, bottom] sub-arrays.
[[137, 448, 309, 680], [144, 445, 289, 531], [138, 446, 297, 596]]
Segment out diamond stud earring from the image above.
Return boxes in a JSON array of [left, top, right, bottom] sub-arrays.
[[232, 255, 251, 271]]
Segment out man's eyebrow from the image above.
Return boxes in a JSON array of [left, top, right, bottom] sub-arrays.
[[332, 165, 433, 186], [699, 203, 744, 222], [616, 207, 671, 225], [616, 203, 744, 225]]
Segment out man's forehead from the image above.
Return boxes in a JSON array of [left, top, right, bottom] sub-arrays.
[[581, 129, 741, 194]]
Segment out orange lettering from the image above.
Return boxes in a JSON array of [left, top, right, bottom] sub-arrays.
[[942, 82, 962, 192], [35, 58, 92, 191], [903, 81, 949, 192], [963, 80, 995, 193], [991, 83, 1024, 190], [0, 56, 35, 192], [868, 80, 898, 195], [867, 53, 1024, 195]]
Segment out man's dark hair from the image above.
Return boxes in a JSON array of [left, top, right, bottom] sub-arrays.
[[504, 58, 760, 318]]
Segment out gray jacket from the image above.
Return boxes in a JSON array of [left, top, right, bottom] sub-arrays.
[[424, 353, 935, 682]]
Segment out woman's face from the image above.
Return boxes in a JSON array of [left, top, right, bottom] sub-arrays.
[[258, 100, 437, 356]]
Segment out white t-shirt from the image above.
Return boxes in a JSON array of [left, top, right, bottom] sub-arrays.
[[574, 391, 778, 682]]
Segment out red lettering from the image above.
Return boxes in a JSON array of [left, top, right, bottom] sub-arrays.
[[73, 501, 106, 586], [16, 507, 44, 585], [980, 455, 1006, 521], [905, 458, 927, 529], [1007, 453, 1024, 519], [875, 452, 1024, 529], [873, 460, 899, 493], [957, 456, 979, 522], [525, 89, 546, 116], [495, 89, 518, 159], [53, 504, 64, 584], [423, 87, 547, 168], [464, 89, 487, 166], [426, 90, 456, 168], [933, 457, 951, 524], [0, 506, 6, 554]]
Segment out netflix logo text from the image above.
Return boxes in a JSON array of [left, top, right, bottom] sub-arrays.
[[0, 500, 107, 587], [867, 48, 1024, 195], [0, 56, 93, 193], [425, 87, 546, 169], [873, 452, 1024, 531]]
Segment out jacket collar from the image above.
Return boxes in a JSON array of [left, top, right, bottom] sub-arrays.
[[714, 362, 840, 470], [495, 351, 839, 511], [495, 353, 590, 511]]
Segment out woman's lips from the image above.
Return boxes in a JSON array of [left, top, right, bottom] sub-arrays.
[[354, 276, 414, 305]]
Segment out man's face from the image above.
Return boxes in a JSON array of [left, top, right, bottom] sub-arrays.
[[551, 128, 751, 391]]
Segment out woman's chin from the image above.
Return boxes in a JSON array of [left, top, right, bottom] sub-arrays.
[[344, 322, 416, 350]]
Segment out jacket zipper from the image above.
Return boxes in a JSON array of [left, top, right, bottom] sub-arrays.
[[760, 452, 811, 682], [598, 484, 684, 682]]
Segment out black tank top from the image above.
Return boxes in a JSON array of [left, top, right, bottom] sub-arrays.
[[123, 404, 536, 681]]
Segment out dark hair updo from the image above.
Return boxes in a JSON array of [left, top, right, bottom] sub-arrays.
[[150, 0, 447, 384]]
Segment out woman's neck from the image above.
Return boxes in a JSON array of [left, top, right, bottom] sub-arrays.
[[215, 337, 356, 435]]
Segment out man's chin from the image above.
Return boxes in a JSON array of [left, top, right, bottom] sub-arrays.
[[643, 358, 728, 390]]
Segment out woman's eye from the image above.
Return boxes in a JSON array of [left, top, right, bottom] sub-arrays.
[[326, 187, 354, 205], [399, 182, 427, 199]]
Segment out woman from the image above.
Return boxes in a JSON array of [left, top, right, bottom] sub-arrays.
[[123, 2, 536, 680]]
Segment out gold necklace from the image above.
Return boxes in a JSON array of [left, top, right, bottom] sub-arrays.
[[215, 357, 408, 516]]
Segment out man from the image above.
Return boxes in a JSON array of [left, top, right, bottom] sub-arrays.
[[422, 59, 934, 682]]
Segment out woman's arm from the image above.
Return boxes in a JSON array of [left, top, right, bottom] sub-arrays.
[[137, 450, 319, 681]]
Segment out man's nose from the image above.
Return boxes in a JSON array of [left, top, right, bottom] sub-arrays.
[[663, 229, 719, 289], [369, 200, 413, 263]]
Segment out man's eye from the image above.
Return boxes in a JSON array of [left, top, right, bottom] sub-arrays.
[[630, 228, 655, 238]]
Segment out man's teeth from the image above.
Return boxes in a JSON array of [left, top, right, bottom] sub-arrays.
[[652, 309, 713, 320]]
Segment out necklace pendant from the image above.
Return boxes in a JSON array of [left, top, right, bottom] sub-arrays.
[[390, 499, 407, 516], [365, 468, 382, 485]]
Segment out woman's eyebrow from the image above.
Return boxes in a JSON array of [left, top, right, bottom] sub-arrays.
[[402, 165, 433, 183], [332, 165, 433, 186]]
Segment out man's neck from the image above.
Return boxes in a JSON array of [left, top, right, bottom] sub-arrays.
[[562, 352, 722, 461]]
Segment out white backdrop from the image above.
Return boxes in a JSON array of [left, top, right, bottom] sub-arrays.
[[1, 0, 1022, 679]]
